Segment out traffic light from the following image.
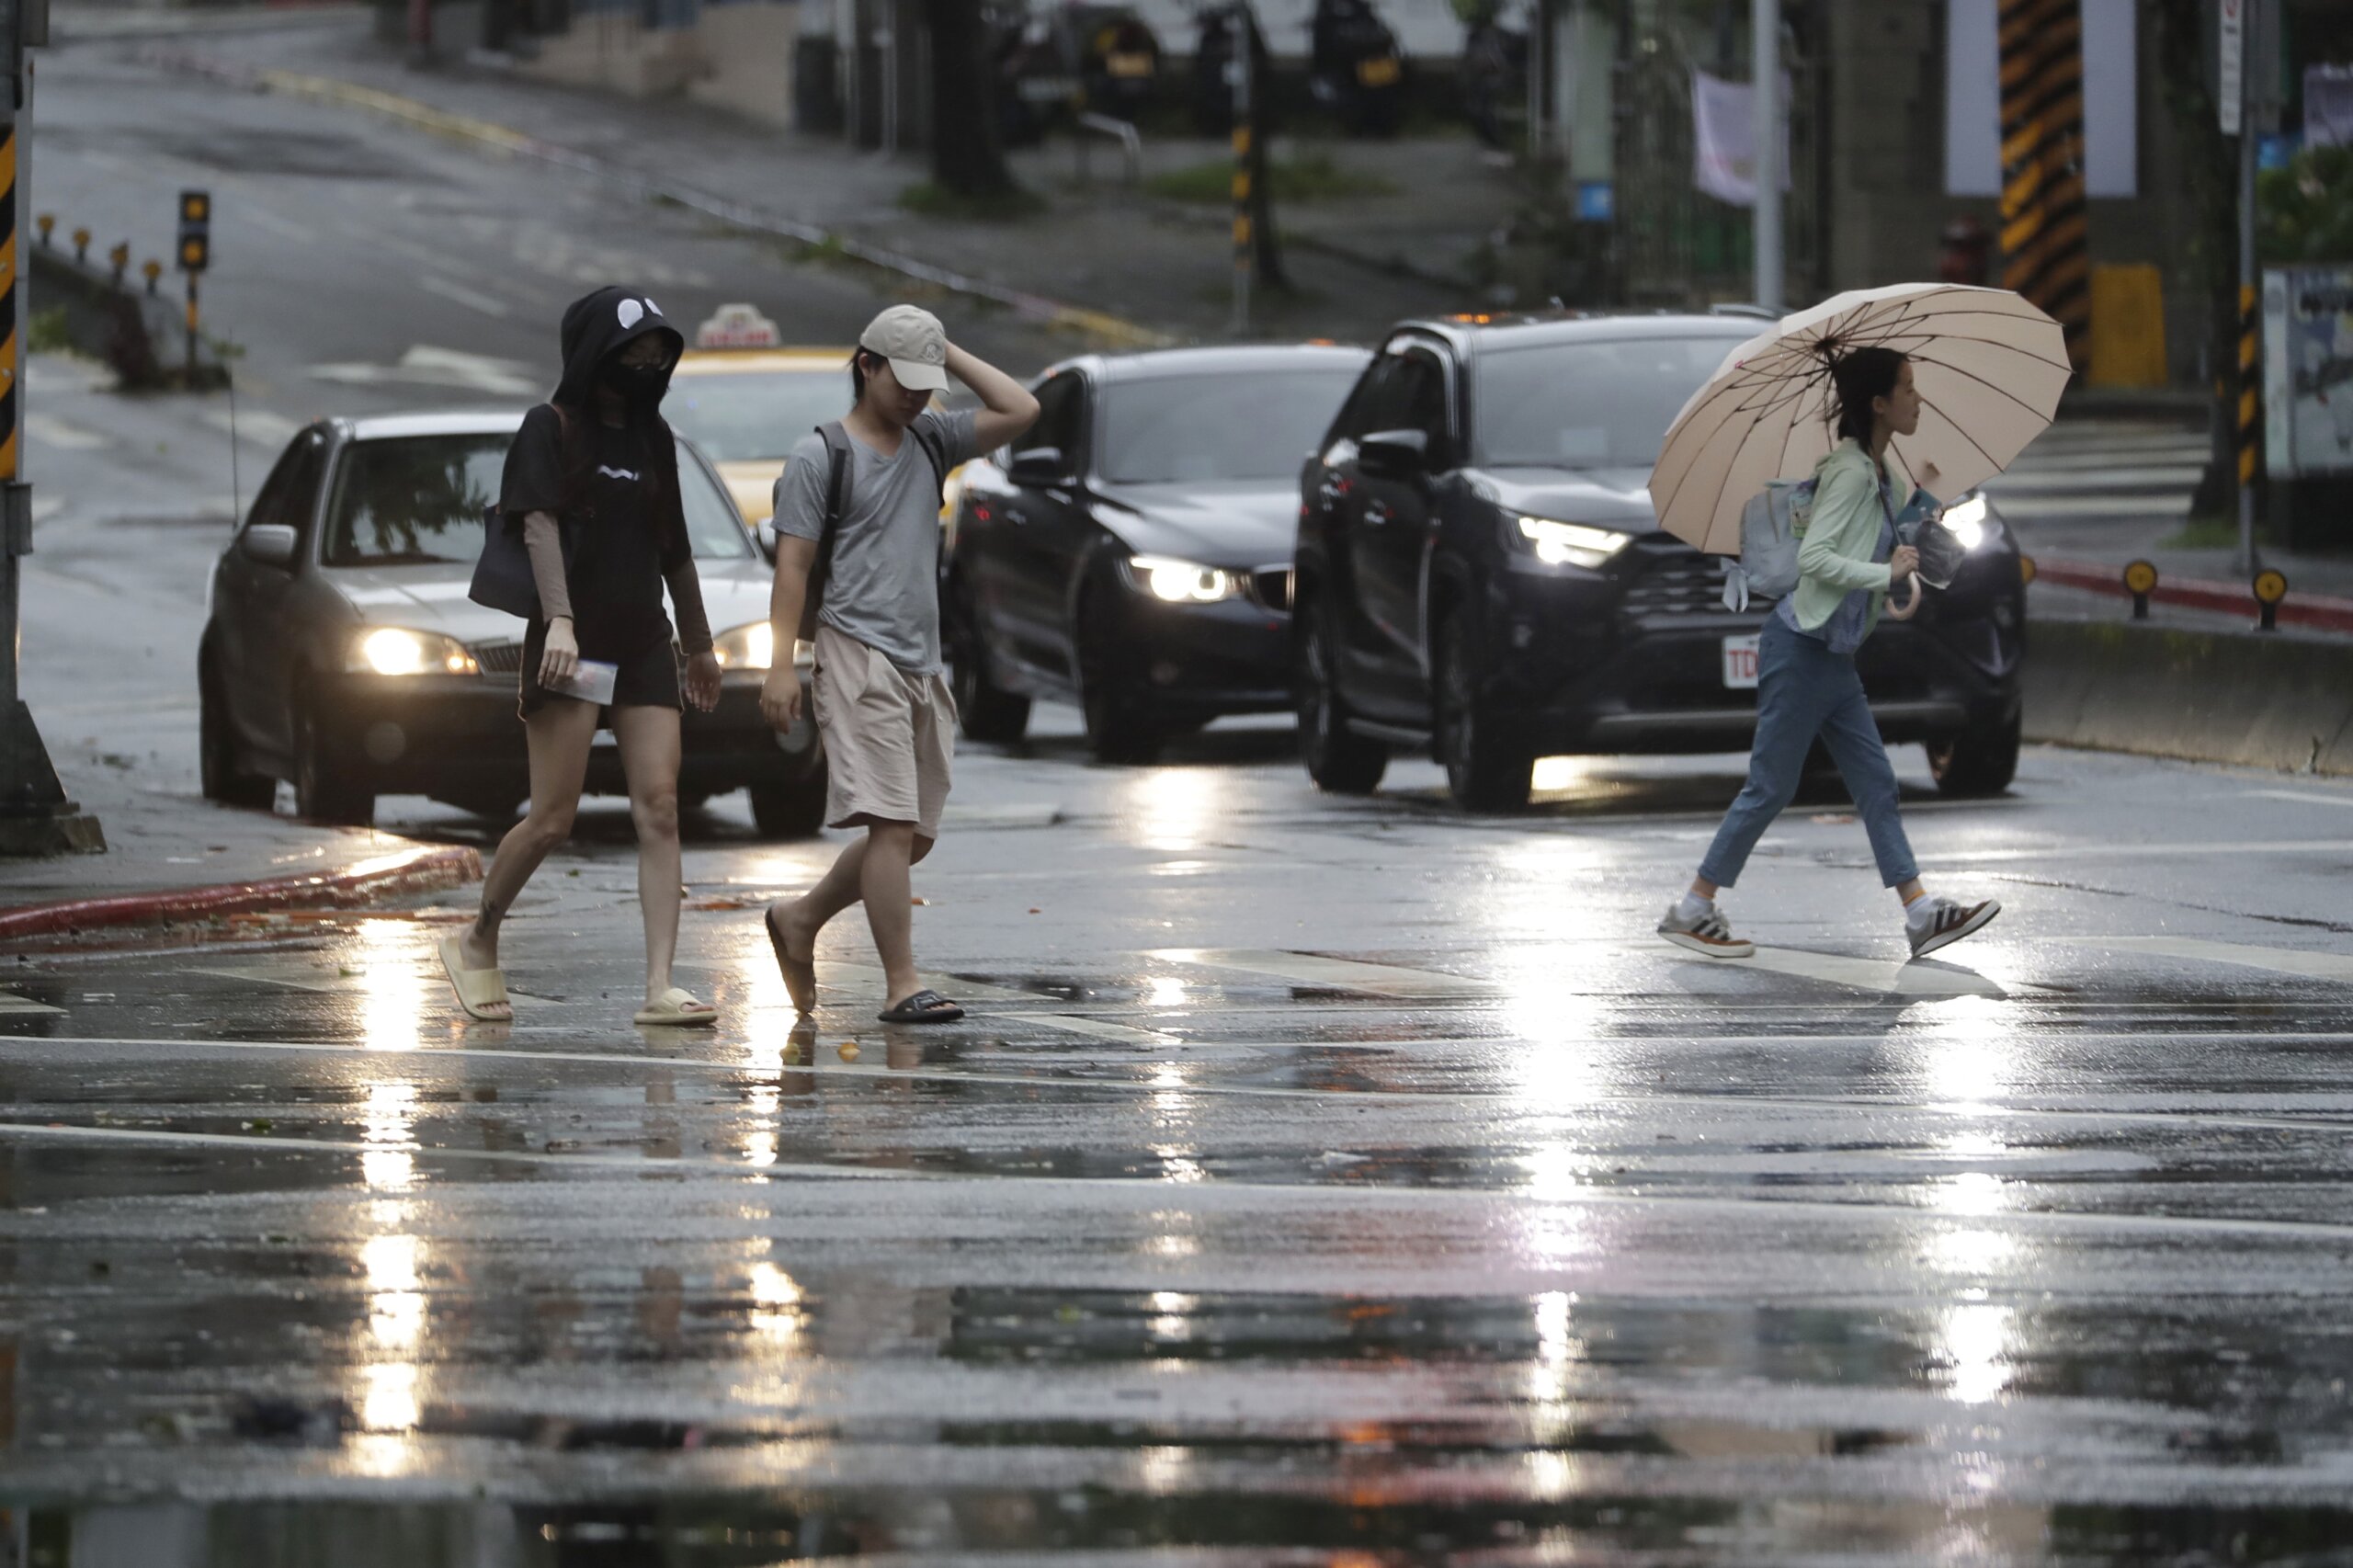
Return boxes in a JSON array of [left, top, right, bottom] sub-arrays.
[[176, 188, 210, 274]]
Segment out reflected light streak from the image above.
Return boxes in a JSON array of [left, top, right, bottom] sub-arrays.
[[1148, 1290, 1195, 1344], [1128, 770, 1221, 853], [358, 1361, 421, 1431], [1907, 995, 2020, 1108], [1135, 1445, 1190, 1494], [354, 919, 425, 1054], [1938, 1302, 2015, 1404], [363, 1233, 426, 1351], [1529, 756, 1591, 794], [748, 1261, 805, 1343], [360, 1081, 418, 1193], [1528, 1289, 1585, 1403], [1146, 977, 1188, 1009]]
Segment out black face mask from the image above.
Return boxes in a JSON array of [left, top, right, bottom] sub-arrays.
[[603, 360, 669, 403]]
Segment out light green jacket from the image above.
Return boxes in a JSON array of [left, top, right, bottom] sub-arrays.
[[1790, 438, 1895, 637]]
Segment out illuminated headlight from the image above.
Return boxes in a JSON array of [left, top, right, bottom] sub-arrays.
[[1128, 555, 1239, 604], [1940, 493, 1993, 551], [711, 622, 814, 671], [1518, 516, 1632, 569], [351, 627, 478, 676]]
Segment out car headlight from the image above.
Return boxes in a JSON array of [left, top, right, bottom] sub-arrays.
[[1939, 493, 1994, 551], [711, 622, 814, 672], [350, 627, 479, 676], [1127, 554, 1239, 604], [1518, 516, 1632, 569]]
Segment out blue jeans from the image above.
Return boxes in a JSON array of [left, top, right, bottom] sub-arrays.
[[1699, 615, 1919, 891]]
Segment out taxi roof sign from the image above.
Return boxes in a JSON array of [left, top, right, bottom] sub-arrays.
[[694, 304, 782, 350]]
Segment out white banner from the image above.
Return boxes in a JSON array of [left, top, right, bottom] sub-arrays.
[[2221, 0, 2245, 136], [1691, 68, 1790, 208]]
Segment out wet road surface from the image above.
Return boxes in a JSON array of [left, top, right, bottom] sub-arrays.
[[8, 720, 2353, 1563]]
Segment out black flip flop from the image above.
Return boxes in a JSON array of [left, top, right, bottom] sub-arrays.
[[766, 905, 816, 1016], [878, 989, 964, 1025]]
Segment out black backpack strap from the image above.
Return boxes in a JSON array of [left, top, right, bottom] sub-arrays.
[[909, 420, 949, 506], [817, 421, 853, 537]]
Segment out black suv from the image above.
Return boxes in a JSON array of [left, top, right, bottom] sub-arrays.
[[1292, 313, 2028, 811]]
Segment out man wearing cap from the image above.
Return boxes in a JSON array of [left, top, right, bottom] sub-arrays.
[[758, 306, 1040, 1025]]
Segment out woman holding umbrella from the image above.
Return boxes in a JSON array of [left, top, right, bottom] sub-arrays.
[[1657, 344, 1999, 961]]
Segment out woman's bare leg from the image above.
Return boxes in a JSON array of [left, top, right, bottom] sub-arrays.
[[459, 699, 599, 1018], [612, 703, 688, 1004]]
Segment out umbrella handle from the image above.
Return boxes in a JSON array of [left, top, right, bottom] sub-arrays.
[[1885, 575, 1923, 621]]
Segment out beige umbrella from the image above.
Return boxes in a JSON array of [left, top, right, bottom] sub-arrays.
[[1649, 282, 2072, 555]]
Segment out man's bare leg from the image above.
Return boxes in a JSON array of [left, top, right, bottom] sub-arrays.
[[858, 821, 923, 1006]]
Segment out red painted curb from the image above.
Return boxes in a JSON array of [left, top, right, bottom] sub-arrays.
[[2033, 557, 2353, 635], [0, 845, 485, 943]]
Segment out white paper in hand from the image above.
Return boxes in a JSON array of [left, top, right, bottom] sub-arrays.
[[543, 659, 619, 705]]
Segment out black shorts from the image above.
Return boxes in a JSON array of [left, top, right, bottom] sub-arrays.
[[518, 619, 680, 722]]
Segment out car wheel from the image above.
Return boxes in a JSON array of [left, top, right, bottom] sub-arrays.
[[1076, 587, 1165, 766], [291, 681, 375, 826], [749, 761, 829, 839], [1928, 712, 2022, 798], [1295, 592, 1386, 794], [1434, 599, 1532, 812], [948, 581, 1031, 744], [199, 654, 272, 809]]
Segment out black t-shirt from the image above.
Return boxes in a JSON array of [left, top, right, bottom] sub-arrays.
[[498, 404, 682, 659]]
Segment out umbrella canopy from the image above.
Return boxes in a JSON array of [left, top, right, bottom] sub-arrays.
[[1649, 283, 2072, 555]]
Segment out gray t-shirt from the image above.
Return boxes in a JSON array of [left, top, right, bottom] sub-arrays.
[[774, 408, 979, 675]]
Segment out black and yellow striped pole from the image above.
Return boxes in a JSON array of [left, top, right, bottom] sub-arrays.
[[2233, 0, 2264, 574], [0, 4, 101, 852], [1229, 1, 1253, 336], [1997, 0, 2089, 368]]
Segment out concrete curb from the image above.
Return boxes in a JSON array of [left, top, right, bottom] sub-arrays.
[[0, 844, 483, 943], [2026, 620, 2353, 776], [148, 48, 1181, 352], [2035, 556, 2353, 636]]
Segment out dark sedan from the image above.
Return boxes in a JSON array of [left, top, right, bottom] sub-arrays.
[[1294, 313, 2028, 810], [944, 343, 1371, 763], [199, 411, 827, 833]]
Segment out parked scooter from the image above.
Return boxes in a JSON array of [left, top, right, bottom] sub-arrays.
[[1308, 0, 1405, 137], [996, 2, 1162, 147]]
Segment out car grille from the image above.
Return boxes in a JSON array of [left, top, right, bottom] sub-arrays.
[[1620, 543, 1756, 619], [471, 640, 526, 676], [1247, 566, 1293, 613]]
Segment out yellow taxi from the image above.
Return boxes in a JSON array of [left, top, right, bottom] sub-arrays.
[[666, 305, 850, 524]]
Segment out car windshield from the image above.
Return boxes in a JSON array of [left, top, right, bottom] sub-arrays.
[[321, 432, 751, 567], [665, 368, 847, 462], [1097, 368, 1363, 484], [1473, 335, 1749, 469]]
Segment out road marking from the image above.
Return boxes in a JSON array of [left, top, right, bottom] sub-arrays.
[[1708, 947, 2007, 998], [1152, 949, 1497, 998], [1933, 839, 2353, 865], [25, 414, 106, 451], [238, 201, 320, 244], [2058, 937, 2353, 984], [310, 345, 538, 395], [810, 960, 1056, 1006], [9, 1115, 2353, 1241], [2248, 790, 2353, 810], [199, 407, 302, 450], [417, 273, 511, 318], [0, 993, 63, 1015], [181, 960, 555, 1011], [1028, 1015, 1176, 1045]]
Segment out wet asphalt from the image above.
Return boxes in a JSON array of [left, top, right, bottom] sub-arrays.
[[22, 26, 2353, 1566], [7, 715, 2353, 1564]]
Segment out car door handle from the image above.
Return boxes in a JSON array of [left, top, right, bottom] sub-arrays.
[[1363, 500, 1392, 526]]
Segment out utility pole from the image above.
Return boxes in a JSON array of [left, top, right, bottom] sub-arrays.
[[0, 0, 102, 855], [1229, 3, 1252, 337], [1750, 0, 1780, 313]]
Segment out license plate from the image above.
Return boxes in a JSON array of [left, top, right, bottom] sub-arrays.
[[1105, 51, 1154, 79], [1017, 76, 1080, 104], [1722, 633, 1761, 689], [1356, 55, 1402, 87]]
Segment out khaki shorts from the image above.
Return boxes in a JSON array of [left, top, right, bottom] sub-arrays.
[[810, 624, 956, 840]]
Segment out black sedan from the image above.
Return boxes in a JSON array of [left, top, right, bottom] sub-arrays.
[[200, 411, 827, 832], [944, 343, 1371, 763], [1294, 313, 2028, 810]]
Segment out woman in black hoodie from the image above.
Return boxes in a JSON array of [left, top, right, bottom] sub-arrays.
[[438, 287, 722, 1027]]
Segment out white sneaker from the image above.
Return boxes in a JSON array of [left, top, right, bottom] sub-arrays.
[[1657, 901, 1755, 959], [1907, 895, 2001, 959]]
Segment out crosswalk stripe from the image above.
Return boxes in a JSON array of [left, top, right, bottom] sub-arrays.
[[1150, 948, 1496, 998], [0, 992, 63, 1015], [1705, 947, 2007, 998], [2059, 937, 2353, 984], [820, 960, 1058, 1006]]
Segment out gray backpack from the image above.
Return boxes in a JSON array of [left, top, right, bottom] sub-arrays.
[[1721, 477, 1815, 612]]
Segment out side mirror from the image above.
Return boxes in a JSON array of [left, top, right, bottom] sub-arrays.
[[755, 518, 779, 564], [240, 523, 299, 569], [1007, 448, 1067, 487], [1358, 428, 1430, 476]]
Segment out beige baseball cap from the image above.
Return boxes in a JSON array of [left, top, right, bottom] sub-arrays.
[[859, 304, 950, 392]]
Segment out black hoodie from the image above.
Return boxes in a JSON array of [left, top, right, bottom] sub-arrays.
[[498, 287, 701, 659]]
